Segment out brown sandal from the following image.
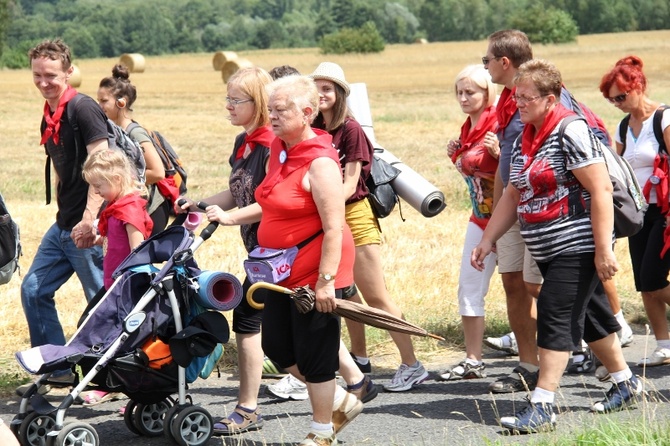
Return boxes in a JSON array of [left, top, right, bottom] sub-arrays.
[[212, 405, 264, 436]]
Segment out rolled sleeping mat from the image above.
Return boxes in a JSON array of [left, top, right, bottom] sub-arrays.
[[196, 270, 243, 311], [347, 83, 447, 218]]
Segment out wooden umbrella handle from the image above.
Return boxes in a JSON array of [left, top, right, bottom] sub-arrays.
[[246, 282, 293, 310]]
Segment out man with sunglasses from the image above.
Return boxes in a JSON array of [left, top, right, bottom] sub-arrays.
[[481, 29, 634, 394]]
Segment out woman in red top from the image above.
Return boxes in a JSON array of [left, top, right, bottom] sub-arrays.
[[255, 75, 356, 446], [440, 64, 500, 381]]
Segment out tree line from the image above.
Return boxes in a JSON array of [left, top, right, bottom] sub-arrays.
[[1, 0, 669, 68]]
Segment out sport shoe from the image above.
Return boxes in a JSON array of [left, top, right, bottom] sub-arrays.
[[488, 365, 538, 393], [500, 402, 557, 434], [262, 355, 287, 378], [349, 352, 371, 374], [439, 360, 486, 381], [591, 375, 643, 413], [347, 375, 378, 403], [618, 324, 634, 347], [566, 347, 596, 374], [265, 374, 309, 400], [483, 332, 518, 355], [383, 361, 429, 392], [332, 392, 363, 434], [637, 347, 670, 367], [15, 382, 51, 397], [299, 431, 338, 446]]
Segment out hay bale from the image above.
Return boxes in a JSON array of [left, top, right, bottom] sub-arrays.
[[119, 53, 146, 73], [415, 38, 428, 44], [221, 58, 254, 83], [68, 64, 82, 88], [212, 51, 238, 71]]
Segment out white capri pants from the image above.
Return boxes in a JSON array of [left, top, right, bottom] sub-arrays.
[[458, 221, 497, 317]]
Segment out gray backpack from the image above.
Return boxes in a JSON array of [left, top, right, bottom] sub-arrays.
[[0, 192, 21, 285]]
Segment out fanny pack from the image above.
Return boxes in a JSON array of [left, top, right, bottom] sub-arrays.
[[244, 230, 323, 284]]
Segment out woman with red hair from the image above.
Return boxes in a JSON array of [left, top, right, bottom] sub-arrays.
[[600, 56, 670, 367]]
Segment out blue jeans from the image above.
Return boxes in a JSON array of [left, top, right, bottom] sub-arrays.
[[21, 223, 103, 347]]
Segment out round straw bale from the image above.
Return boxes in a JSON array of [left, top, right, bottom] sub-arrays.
[[119, 53, 146, 73], [212, 51, 238, 71], [415, 38, 428, 44], [68, 64, 82, 87], [221, 58, 254, 83]]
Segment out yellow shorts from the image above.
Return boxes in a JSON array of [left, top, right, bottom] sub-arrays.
[[345, 199, 381, 247]]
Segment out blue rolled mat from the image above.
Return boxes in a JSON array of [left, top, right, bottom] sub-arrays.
[[196, 270, 243, 311]]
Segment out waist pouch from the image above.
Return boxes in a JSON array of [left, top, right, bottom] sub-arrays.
[[244, 229, 323, 284]]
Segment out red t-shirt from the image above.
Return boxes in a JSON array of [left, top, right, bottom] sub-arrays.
[[256, 131, 354, 289]]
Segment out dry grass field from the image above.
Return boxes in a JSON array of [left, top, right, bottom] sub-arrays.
[[1, 30, 670, 383]]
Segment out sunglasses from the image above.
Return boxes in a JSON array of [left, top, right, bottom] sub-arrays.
[[607, 91, 630, 104], [481, 56, 501, 66]]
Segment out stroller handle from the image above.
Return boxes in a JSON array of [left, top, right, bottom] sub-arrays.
[[177, 199, 219, 241]]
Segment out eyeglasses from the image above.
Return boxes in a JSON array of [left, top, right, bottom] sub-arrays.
[[606, 91, 630, 104], [512, 94, 547, 106], [482, 56, 501, 66], [225, 97, 254, 107]]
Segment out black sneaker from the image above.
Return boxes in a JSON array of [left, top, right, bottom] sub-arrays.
[[500, 402, 557, 434], [350, 352, 371, 374], [566, 348, 596, 374], [591, 375, 643, 413], [488, 365, 538, 393]]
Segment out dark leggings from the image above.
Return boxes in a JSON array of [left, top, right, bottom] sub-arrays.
[[261, 288, 342, 384], [628, 204, 670, 292], [149, 200, 171, 236]]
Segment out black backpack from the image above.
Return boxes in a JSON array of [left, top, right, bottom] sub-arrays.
[[127, 122, 187, 195], [619, 105, 669, 155], [0, 191, 21, 285], [45, 94, 147, 204], [366, 150, 402, 220]]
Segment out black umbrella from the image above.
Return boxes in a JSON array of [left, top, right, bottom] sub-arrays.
[[247, 282, 444, 341]]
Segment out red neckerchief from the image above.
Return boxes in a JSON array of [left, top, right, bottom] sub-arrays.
[[496, 87, 517, 133], [258, 129, 336, 199], [41, 86, 78, 145], [643, 154, 670, 215], [98, 192, 153, 238], [521, 104, 575, 168], [236, 125, 275, 160], [451, 105, 498, 163]]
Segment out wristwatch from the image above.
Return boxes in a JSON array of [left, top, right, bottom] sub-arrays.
[[319, 272, 335, 281]]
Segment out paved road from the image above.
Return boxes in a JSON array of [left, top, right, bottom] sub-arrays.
[[3, 327, 670, 446]]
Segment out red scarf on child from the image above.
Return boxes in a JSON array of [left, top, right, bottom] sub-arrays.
[[451, 106, 498, 163], [41, 86, 78, 145], [521, 104, 574, 168], [98, 193, 153, 238], [236, 125, 275, 160]]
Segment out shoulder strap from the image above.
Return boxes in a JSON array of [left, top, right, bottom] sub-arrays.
[[296, 229, 324, 249], [653, 105, 669, 154], [557, 114, 581, 150], [126, 121, 140, 135], [619, 114, 631, 155]]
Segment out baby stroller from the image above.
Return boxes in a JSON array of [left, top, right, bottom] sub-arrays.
[[12, 216, 234, 446]]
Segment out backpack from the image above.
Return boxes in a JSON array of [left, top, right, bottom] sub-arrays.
[[558, 115, 646, 238], [619, 105, 669, 155], [564, 89, 612, 148], [63, 94, 146, 191], [0, 191, 21, 285], [127, 122, 188, 196], [366, 151, 403, 220]]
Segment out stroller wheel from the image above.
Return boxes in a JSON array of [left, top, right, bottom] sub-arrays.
[[18, 411, 56, 446], [170, 405, 213, 446], [10, 414, 23, 436], [53, 421, 99, 446], [123, 400, 141, 435], [162, 405, 182, 444], [134, 399, 172, 437]]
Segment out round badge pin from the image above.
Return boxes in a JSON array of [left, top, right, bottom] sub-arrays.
[[651, 175, 661, 185], [279, 150, 287, 164]]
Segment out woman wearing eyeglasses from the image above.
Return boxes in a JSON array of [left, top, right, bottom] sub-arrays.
[[178, 66, 275, 435], [600, 55, 670, 368], [472, 59, 639, 434]]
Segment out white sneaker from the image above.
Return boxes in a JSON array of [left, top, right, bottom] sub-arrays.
[[483, 332, 518, 355], [266, 374, 309, 400], [383, 361, 429, 392], [637, 346, 670, 367], [618, 324, 634, 347]]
